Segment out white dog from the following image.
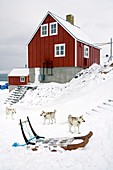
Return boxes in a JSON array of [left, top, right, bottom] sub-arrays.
[[6, 105, 16, 119], [68, 114, 85, 134], [40, 110, 56, 124]]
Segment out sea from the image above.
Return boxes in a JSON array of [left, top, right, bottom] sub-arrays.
[[0, 74, 8, 82]]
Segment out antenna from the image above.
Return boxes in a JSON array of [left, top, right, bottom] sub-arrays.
[[108, 38, 113, 62]]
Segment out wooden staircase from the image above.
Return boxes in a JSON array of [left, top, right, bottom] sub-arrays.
[[4, 86, 28, 105]]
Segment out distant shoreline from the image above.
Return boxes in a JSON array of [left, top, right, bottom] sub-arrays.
[[0, 74, 8, 81]]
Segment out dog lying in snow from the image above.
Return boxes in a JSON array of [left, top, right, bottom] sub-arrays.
[[40, 110, 56, 124], [68, 114, 85, 134], [6, 105, 16, 119]]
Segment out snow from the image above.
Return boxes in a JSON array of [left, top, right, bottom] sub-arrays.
[[1, 62, 113, 170], [8, 68, 29, 77]]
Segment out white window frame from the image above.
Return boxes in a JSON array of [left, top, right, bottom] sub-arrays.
[[41, 24, 48, 37], [84, 45, 89, 58], [50, 22, 58, 36], [20, 76, 25, 82], [54, 43, 65, 57]]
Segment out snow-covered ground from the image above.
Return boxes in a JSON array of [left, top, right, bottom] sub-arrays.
[[0, 63, 113, 170]]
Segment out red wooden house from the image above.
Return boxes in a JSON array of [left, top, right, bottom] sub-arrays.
[[28, 11, 100, 83], [8, 68, 29, 91]]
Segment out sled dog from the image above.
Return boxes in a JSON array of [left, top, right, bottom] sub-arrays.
[[68, 114, 85, 134], [6, 105, 16, 119], [40, 110, 56, 124]]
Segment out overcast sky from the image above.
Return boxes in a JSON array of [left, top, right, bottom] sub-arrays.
[[0, 0, 113, 73]]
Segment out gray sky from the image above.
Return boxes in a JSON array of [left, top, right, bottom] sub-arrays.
[[0, 0, 113, 73]]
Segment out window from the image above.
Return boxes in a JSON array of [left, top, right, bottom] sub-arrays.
[[41, 24, 48, 37], [84, 45, 89, 58], [50, 22, 58, 36], [20, 76, 25, 82], [55, 44, 65, 57]]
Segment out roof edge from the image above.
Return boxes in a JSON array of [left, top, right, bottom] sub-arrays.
[[27, 11, 100, 49], [27, 11, 51, 45]]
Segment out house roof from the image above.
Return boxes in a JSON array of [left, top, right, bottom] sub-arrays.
[[49, 12, 94, 46], [8, 68, 29, 77], [28, 11, 99, 48]]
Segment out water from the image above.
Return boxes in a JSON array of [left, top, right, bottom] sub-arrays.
[[0, 74, 8, 81]]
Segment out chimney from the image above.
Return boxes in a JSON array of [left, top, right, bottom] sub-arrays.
[[66, 14, 74, 25]]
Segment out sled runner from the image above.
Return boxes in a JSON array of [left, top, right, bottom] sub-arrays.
[[19, 117, 93, 151], [61, 131, 93, 151]]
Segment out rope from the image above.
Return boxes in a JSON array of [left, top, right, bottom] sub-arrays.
[[12, 135, 45, 147], [12, 121, 45, 147], [12, 136, 36, 147]]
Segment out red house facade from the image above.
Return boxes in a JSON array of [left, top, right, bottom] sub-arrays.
[[28, 11, 100, 83]]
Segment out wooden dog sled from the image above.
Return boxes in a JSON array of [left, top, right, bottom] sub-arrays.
[[19, 117, 93, 151]]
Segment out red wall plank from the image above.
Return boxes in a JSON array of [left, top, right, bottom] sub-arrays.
[[8, 76, 29, 85], [77, 41, 100, 68], [28, 14, 75, 68]]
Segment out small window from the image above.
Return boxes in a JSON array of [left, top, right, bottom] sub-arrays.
[[20, 76, 25, 82], [50, 22, 58, 36], [41, 24, 48, 37], [84, 45, 89, 58], [55, 44, 65, 57]]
